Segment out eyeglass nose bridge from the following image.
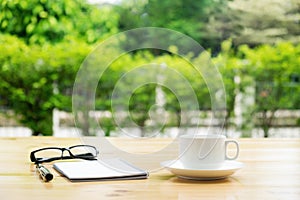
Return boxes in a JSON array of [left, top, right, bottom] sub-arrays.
[[61, 148, 72, 158]]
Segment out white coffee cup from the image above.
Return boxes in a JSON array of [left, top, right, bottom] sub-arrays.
[[179, 134, 239, 169]]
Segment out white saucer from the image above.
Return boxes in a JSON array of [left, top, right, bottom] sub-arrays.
[[161, 160, 244, 180]]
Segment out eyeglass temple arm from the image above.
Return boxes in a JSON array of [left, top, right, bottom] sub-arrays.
[[30, 152, 36, 162]]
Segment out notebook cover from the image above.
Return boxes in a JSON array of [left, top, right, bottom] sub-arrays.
[[53, 158, 148, 181]]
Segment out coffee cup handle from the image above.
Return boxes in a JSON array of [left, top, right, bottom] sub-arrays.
[[225, 140, 239, 160]]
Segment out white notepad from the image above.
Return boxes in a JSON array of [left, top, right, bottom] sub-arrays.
[[53, 158, 148, 181]]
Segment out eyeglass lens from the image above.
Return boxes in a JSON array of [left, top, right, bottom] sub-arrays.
[[34, 149, 63, 160], [69, 146, 98, 158]]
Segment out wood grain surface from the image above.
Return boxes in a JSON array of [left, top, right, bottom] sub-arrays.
[[0, 137, 299, 200]]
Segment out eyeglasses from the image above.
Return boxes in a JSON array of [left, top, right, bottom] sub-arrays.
[[30, 145, 99, 164]]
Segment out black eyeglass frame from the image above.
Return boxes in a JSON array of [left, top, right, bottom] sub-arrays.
[[30, 145, 99, 164]]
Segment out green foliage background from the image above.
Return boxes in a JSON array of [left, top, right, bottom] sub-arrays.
[[0, 0, 299, 136]]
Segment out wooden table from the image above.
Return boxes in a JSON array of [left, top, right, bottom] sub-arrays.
[[0, 137, 299, 200]]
